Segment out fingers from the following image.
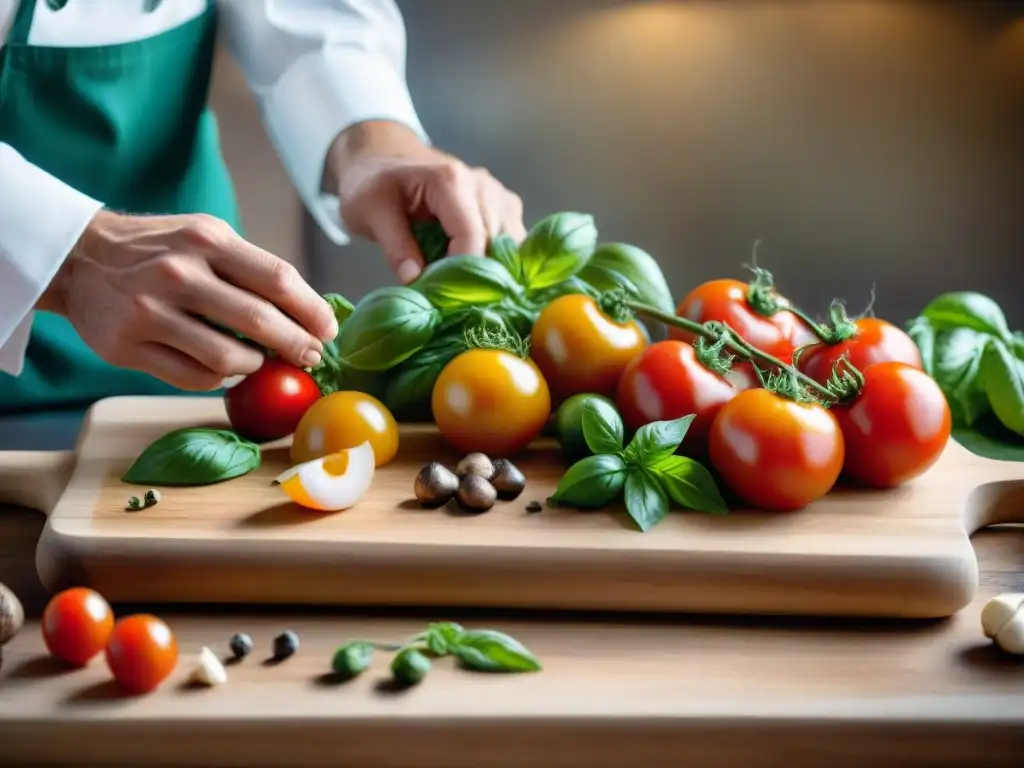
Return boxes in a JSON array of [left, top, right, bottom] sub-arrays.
[[131, 342, 227, 392], [475, 168, 526, 243], [422, 164, 488, 257], [145, 302, 266, 377], [359, 197, 428, 284]]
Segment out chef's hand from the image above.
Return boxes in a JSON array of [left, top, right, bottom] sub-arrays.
[[329, 120, 526, 284], [36, 210, 338, 391]]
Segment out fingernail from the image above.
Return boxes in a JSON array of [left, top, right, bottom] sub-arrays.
[[301, 349, 322, 367], [221, 375, 247, 390], [397, 259, 422, 284], [323, 315, 339, 341]]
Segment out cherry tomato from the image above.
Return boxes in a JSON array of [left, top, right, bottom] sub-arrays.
[[797, 317, 924, 386], [709, 388, 844, 511], [105, 614, 178, 695], [833, 362, 950, 488], [291, 390, 399, 467], [432, 348, 551, 456], [670, 279, 818, 361], [225, 356, 322, 443], [530, 294, 647, 400], [41, 587, 115, 667], [616, 340, 744, 457]]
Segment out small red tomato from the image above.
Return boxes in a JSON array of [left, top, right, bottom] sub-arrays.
[[616, 340, 744, 456], [670, 279, 818, 362], [833, 362, 951, 488], [105, 614, 179, 695], [224, 356, 322, 442], [42, 587, 115, 666], [709, 388, 844, 511], [797, 317, 924, 386]]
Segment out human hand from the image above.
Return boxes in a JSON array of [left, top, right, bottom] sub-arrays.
[[37, 211, 338, 391], [330, 120, 526, 284]]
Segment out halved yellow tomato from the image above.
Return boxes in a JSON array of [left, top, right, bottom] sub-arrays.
[[290, 391, 399, 467], [277, 442, 376, 511]]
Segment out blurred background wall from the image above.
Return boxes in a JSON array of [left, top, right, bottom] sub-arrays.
[[211, 0, 1024, 326]]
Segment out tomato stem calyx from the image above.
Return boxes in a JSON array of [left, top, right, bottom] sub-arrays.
[[694, 335, 735, 376], [743, 265, 852, 345], [463, 324, 531, 359], [824, 355, 866, 404]]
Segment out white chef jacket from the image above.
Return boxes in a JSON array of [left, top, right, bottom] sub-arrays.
[[0, 0, 428, 376]]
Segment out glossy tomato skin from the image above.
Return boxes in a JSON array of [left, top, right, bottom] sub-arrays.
[[41, 588, 115, 667], [709, 389, 844, 511], [432, 348, 551, 456], [530, 294, 647, 400], [225, 357, 322, 443], [291, 390, 399, 467], [798, 318, 924, 386], [616, 340, 744, 457], [670, 279, 818, 362], [833, 362, 951, 488], [105, 614, 178, 695]]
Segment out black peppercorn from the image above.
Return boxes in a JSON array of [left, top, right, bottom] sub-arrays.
[[229, 632, 254, 659], [273, 630, 299, 659]]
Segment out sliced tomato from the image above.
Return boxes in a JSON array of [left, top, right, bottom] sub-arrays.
[[615, 340, 745, 457], [833, 362, 951, 488], [709, 388, 844, 510], [797, 317, 924, 386]]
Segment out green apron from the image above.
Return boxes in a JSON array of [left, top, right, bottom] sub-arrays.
[[0, 0, 239, 415]]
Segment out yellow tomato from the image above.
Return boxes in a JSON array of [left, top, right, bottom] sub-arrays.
[[530, 294, 647, 400], [290, 391, 399, 467], [431, 348, 551, 456]]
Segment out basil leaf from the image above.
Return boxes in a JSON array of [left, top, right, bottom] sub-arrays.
[[906, 315, 935, 375], [488, 233, 523, 284], [323, 293, 355, 327], [518, 212, 597, 291], [919, 291, 1011, 340], [335, 286, 441, 372], [581, 399, 625, 455], [412, 254, 521, 311], [577, 242, 676, 315], [550, 454, 628, 508], [528, 276, 601, 304], [122, 428, 260, 486], [383, 330, 470, 420], [953, 416, 1024, 461], [412, 219, 450, 264], [451, 629, 542, 673], [624, 415, 695, 465], [981, 339, 1024, 437], [423, 621, 464, 656], [931, 328, 992, 427], [623, 469, 669, 532], [648, 454, 728, 514]]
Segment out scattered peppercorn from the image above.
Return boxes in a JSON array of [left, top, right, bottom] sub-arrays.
[[126, 496, 143, 511], [273, 630, 299, 659], [526, 501, 543, 513], [229, 632, 254, 659], [144, 489, 162, 506], [391, 647, 430, 686]]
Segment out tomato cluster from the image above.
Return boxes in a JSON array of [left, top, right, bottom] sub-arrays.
[[41, 587, 178, 695]]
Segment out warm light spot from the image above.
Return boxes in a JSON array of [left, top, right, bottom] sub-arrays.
[[905, 372, 949, 440], [633, 371, 663, 422], [355, 399, 388, 435], [498, 353, 541, 396], [147, 620, 172, 649], [446, 383, 472, 418], [85, 593, 110, 623], [584, 300, 642, 349], [544, 326, 569, 367], [719, 413, 758, 466]]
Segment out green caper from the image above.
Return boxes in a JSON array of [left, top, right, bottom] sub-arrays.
[[414, 462, 459, 508], [332, 641, 374, 678], [126, 496, 143, 511], [456, 474, 497, 513], [391, 647, 430, 686], [490, 459, 526, 500]]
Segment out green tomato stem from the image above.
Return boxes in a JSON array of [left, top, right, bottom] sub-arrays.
[[743, 266, 857, 344]]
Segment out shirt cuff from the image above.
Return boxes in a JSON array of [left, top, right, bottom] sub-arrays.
[[0, 143, 103, 376], [258, 46, 429, 246]]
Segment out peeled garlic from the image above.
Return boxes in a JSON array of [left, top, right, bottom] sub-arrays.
[[190, 646, 228, 686], [981, 593, 1024, 656]]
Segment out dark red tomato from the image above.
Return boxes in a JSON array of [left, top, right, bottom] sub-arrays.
[[709, 388, 844, 511], [615, 340, 744, 457], [833, 362, 951, 488], [669, 279, 818, 362], [797, 317, 924, 386], [224, 356, 322, 442]]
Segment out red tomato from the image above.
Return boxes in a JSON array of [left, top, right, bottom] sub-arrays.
[[709, 388, 844, 511], [105, 615, 179, 695], [41, 588, 115, 667], [797, 318, 924, 386], [616, 340, 745, 456], [670, 279, 819, 362], [225, 356, 322, 442], [833, 362, 951, 488], [530, 294, 647, 400]]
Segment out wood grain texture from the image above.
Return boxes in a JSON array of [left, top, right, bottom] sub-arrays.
[[0, 395, 1022, 619]]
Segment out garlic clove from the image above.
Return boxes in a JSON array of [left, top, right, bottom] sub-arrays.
[[190, 646, 228, 686], [994, 614, 1024, 656], [980, 593, 1024, 639]]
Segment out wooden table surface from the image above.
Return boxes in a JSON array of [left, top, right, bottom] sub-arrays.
[[2, 502, 1023, 767]]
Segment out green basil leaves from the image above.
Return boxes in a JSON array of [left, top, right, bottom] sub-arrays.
[[412, 255, 522, 310], [517, 212, 598, 291], [550, 402, 728, 530], [335, 286, 441, 372], [122, 428, 261, 486], [577, 242, 676, 315], [451, 629, 542, 673]]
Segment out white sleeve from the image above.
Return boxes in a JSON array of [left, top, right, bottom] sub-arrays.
[[0, 143, 103, 376], [218, 0, 429, 246]]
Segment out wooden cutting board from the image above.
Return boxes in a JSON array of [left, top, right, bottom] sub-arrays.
[[0, 395, 1021, 618]]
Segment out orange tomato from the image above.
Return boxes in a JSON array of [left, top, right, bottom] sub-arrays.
[[530, 294, 647, 400], [709, 388, 844, 511], [431, 348, 551, 456], [291, 390, 399, 467], [105, 614, 178, 694], [41, 587, 115, 667]]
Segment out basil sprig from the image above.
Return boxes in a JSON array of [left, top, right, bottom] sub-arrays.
[[550, 403, 728, 531], [122, 427, 261, 486]]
